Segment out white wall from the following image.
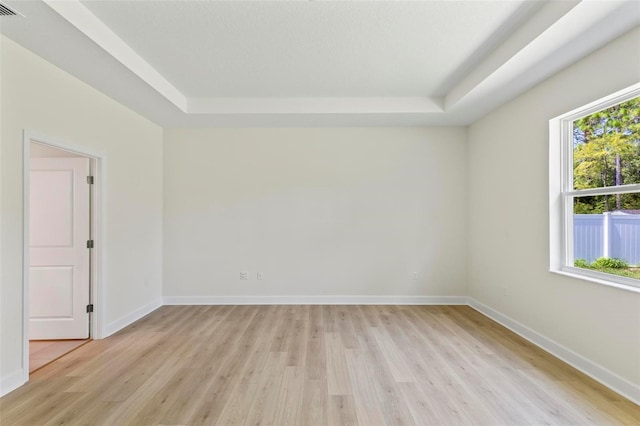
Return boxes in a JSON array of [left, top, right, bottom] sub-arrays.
[[0, 36, 163, 389], [163, 127, 467, 301], [468, 27, 640, 392]]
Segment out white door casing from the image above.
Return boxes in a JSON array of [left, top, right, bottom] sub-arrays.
[[29, 157, 91, 339]]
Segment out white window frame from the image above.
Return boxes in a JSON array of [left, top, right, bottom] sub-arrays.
[[550, 82, 640, 293]]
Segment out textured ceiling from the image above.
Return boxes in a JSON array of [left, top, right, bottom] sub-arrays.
[[1, 0, 639, 127]]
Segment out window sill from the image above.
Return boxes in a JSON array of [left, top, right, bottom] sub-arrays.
[[551, 267, 640, 294]]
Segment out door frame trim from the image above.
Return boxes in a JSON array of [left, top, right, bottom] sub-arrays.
[[22, 130, 105, 382]]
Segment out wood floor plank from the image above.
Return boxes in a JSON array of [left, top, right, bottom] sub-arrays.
[[335, 305, 360, 350], [300, 379, 328, 426], [274, 366, 305, 425], [127, 367, 208, 425], [270, 306, 294, 352], [65, 332, 166, 395], [304, 305, 326, 381], [2, 390, 84, 425], [100, 352, 186, 425], [0, 376, 80, 423], [238, 306, 284, 384], [214, 382, 258, 426], [44, 400, 121, 426], [371, 327, 417, 383], [344, 348, 388, 425], [244, 351, 288, 426], [327, 395, 359, 426], [2, 305, 637, 426], [397, 381, 449, 426], [322, 305, 339, 333], [188, 306, 265, 425], [351, 325, 418, 425], [286, 307, 309, 367], [324, 332, 353, 396]]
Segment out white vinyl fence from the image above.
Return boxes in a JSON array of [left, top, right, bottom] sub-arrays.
[[574, 213, 640, 266]]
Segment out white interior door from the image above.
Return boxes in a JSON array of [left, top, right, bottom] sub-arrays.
[[30, 157, 91, 340]]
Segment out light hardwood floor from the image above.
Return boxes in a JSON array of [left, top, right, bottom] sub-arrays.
[[29, 339, 91, 373], [1, 305, 638, 425]]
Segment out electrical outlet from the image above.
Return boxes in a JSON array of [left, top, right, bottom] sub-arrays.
[[257, 272, 263, 280], [412, 272, 418, 281], [240, 271, 249, 280]]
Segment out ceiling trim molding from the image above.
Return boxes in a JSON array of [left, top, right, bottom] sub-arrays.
[[43, 0, 188, 111], [445, 0, 579, 109], [448, 0, 640, 113], [187, 97, 443, 115]]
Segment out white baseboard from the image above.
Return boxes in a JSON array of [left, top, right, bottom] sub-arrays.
[[163, 295, 468, 305], [104, 298, 162, 337], [468, 298, 640, 405], [0, 369, 25, 398]]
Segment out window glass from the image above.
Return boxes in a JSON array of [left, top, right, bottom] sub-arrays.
[[572, 194, 640, 281], [573, 97, 640, 190]]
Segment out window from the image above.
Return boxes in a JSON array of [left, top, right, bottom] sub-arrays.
[[550, 83, 640, 291]]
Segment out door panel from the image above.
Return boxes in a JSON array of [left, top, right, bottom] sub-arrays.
[[30, 158, 90, 340], [30, 266, 74, 318], [30, 170, 74, 247]]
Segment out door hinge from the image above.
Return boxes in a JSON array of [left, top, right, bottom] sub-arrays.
[[87, 176, 94, 184], [86, 304, 94, 313], [87, 240, 94, 249]]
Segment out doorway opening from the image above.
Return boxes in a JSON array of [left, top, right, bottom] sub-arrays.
[[23, 133, 103, 379]]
